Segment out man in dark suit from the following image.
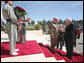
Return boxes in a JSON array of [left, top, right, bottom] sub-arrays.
[[64, 18, 76, 60]]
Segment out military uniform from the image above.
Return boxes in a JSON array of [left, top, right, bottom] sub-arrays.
[[2, 4, 18, 54], [50, 22, 59, 50]]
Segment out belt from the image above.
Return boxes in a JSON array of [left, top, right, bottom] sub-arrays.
[[6, 19, 11, 22]]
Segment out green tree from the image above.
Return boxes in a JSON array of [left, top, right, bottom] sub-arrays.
[[31, 20, 35, 26], [41, 19, 49, 33], [37, 21, 42, 25], [47, 20, 52, 29], [28, 21, 30, 25], [42, 19, 47, 32], [47, 20, 52, 34]]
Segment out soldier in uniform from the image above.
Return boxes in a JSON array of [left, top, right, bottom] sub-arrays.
[[50, 17, 59, 50], [2, 1, 19, 55]]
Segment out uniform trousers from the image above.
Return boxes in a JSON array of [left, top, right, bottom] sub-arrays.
[[6, 22, 17, 53], [51, 34, 59, 50]]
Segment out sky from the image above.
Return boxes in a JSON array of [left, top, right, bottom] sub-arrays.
[[1, 1, 83, 24]]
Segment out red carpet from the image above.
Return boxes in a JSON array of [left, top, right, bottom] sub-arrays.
[[38, 43, 53, 57], [79, 53, 83, 56], [1, 40, 42, 58], [1, 41, 83, 62], [44, 45, 64, 60], [38, 43, 83, 62], [54, 48, 72, 62], [45, 45, 83, 62], [38, 43, 64, 60], [55, 48, 83, 62]]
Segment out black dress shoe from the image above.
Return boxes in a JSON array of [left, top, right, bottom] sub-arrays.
[[51, 48, 55, 50], [60, 48, 62, 50], [66, 55, 73, 60], [68, 57, 72, 60]]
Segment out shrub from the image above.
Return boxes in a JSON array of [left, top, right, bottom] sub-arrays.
[[26, 27, 30, 30], [1, 27, 3, 31], [30, 27, 35, 30], [26, 27, 35, 30], [1, 27, 6, 31], [35, 24, 41, 30]]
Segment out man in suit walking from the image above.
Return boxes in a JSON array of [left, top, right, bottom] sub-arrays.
[[2, 1, 19, 55], [64, 18, 76, 60]]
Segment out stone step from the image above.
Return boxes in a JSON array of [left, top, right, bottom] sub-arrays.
[[1, 53, 59, 62]]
